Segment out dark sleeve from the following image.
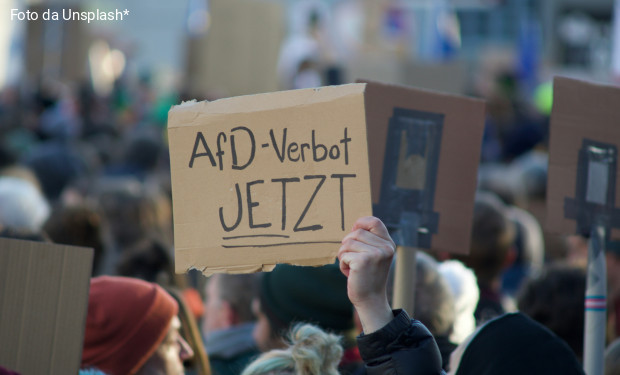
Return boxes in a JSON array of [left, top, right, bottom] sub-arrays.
[[356, 309, 445, 375]]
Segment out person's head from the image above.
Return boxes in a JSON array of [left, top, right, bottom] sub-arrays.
[[96, 178, 162, 249], [0, 165, 41, 189], [254, 263, 354, 352], [386, 252, 455, 338], [0, 176, 50, 232], [23, 141, 86, 201], [242, 323, 342, 375], [82, 276, 193, 375], [448, 313, 584, 375], [122, 130, 164, 173], [414, 252, 456, 338], [504, 206, 545, 283], [116, 236, 174, 286], [458, 192, 516, 288], [202, 273, 259, 337], [43, 203, 104, 276], [605, 338, 620, 375], [517, 263, 585, 359], [438, 260, 479, 345], [135, 316, 193, 375]]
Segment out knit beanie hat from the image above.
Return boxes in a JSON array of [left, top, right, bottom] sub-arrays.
[[0, 176, 50, 232], [260, 263, 353, 333], [81, 276, 178, 375], [455, 312, 584, 375], [438, 260, 479, 344]]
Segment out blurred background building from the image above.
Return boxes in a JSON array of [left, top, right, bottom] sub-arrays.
[[1, 0, 618, 98]]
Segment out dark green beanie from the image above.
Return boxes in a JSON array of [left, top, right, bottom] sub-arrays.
[[260, 263, 354, 333]]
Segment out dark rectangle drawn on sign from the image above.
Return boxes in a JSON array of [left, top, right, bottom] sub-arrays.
[[564, 139, 620, 242], [373, 107, 444, 249]]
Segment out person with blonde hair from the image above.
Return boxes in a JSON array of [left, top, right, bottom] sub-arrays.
[[242, 323, 342, 375]]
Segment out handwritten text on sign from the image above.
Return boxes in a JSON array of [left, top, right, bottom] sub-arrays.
[[168, 84, 372, 273], [188, 127, 354, 237]]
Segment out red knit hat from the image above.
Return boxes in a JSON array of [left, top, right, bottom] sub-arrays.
[[81, 276, 178, 375]]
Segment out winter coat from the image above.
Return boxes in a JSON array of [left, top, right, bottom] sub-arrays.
[[357, 309, 445, 375]]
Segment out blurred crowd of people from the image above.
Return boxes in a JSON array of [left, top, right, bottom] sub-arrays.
[[0, 60, 619, 375]]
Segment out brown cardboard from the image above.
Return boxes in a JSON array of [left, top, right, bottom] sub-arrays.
[[403, 61, 468, 96], [186, 0, 285, 97], [0, 238, 93, 375], [347, 54, 468, 96], [361, 80, 485, 254], [546, 77, 620, 240], [25, 5, 90, 84], [168, 84, 372, 275]]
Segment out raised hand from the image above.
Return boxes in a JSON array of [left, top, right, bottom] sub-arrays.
[[338, 216, 395, 334]]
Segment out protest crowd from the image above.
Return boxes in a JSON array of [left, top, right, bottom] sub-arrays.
[[1, 1, 620, 375]]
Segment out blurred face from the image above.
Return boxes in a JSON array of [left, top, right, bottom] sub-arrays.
[[137, 316, 194, 375], [251, 298, 284, 352], [202, 275, 229, 337]]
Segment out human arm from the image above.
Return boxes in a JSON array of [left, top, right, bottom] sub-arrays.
[[338, 216, 394, 334], [338, 216, 445, 375]]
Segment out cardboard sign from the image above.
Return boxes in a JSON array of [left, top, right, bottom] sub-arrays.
[[0, 238, 93, 375], [361, 80, 485, 254], [185, 0, 284, 97], [546, 77, 620, 240], [168, 85, 372, 274]]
